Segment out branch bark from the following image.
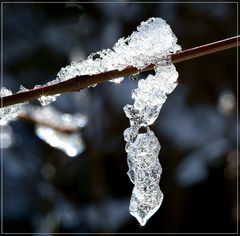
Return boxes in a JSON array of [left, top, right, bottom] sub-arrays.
[[1, 35, 239, 108], [18, 112, 78, 134]]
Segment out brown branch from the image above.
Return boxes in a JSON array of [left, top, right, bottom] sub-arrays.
[[18, 112, 78, 134], [1, 35, 239, 108]]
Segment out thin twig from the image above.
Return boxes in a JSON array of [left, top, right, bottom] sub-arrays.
[[1, 35, 239, 108], [18, 112, 78, 134]]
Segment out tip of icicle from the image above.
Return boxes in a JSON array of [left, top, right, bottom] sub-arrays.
[[130, 212, 147, 226]]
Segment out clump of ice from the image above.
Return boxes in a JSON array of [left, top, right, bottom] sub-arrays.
[[38, 95, 58, 106], [0, 82, 60, 124], [1, 17, 179, 124], [56, 18, 181, 84], [18, 85, 29, 92], [124, 64, 179, 226], [122, 18, 181, 226], [110, 77, 124, 84], [34, 85, 60, 106], [0, 87, 28, 125]]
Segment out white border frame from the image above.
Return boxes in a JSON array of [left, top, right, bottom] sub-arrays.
[[0, 1, 238, 235]]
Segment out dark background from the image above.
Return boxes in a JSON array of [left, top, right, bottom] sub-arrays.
[[1, 1, 238, 234]]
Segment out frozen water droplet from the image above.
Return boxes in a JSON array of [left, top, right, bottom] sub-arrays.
[[18, 85, 28, 92], [38, 95, 59, 106], [33, 84, 60, 106], [129, 186, 163, 226], [88, 83, 97, 88], [110, 77, 124, 84]]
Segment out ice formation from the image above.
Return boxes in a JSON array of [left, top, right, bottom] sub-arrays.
[[122, 18, 181, 226], [34, 85, 60, 106], [0, 17, 181, 226], [124, 65, 179, 226], [0, 87, 28, 125], [0, 82, 60, 124], [1, 18, 180, 125], [56, 18, 181, 83], [32, 106, 87, 157], [55, 17, 181, 226]]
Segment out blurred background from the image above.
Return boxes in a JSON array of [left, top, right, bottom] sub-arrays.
[[1, 1, 238, 234]]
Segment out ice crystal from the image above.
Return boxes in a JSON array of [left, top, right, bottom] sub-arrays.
[[38, 95, 58, 106], [0, 87, 27, 125], [56, 17, 181, 85], [110, 77, 124, 84], [122, 18, 181, 226], [34, 85, 60, 106], [18, 85, 29, 92]]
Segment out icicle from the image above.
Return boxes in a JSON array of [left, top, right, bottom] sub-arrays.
[[121, 18, 180, 225], [124, 64, 179, 225]]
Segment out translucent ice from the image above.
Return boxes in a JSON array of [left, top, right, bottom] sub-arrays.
[[124, 128, 164, 226], [0, 87, 27, 125], [122, 19, 180, 225], [129, 185, 163, 226], [38, 95, 58, 106], [32, 85, 59, 106], [18, 85, 29, 92], [110, 77, 124, 84], [33, 85, 60, 106], [56, 17, 181, 86]]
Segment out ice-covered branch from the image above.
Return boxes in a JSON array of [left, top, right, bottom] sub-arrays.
[[1, 17, 238, 227], [1, 35, 239, 109], [18, 108, 86, 134], [21, 106, 87, 157]]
